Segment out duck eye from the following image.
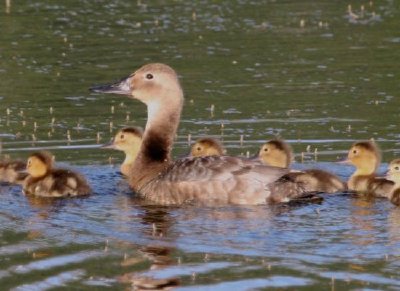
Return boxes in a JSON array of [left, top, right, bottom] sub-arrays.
[[146, 73, 153, 80]]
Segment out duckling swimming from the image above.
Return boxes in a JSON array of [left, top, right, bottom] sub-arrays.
[[90, 63, 313, 205], [23, 151, 91, 197], [259, 139, 346, 193], [386, 159, 400, 206], [345, 141, 394, 198], [102, 127, 143, 176], [0, 159, 27, 184], [190, 137, 225, 157]]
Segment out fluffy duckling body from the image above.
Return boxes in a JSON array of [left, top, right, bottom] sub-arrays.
[[386, 159, 400, 206], [23, 152, 91, 197], [259, 140, 346, 193], [190, 138, 225, 157], [102, 127, 143, 176], [90, 63, 313, 206], [0, 160, 27, 184], [345, 141, 394, 198]]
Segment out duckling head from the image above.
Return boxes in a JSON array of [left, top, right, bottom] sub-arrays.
[[258, 139, 292, 168], [90, 63, 183, 106], [387, 159, 400, 184], [346, 141, 381, 175], [190, 138, 225, 157], [102, 127, 143, 154], [27, 151, 54, 178]]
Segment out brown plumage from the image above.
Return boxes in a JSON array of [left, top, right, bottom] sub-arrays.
[[0, 160, 27, 184], [102, 127, 143, 176], [90, 63, 313, 205], [345, 141, 394, 198], [386, 159, 400, 206], [23, 151, 91, 197], [259, 139, 346, 193], [190, 138, 225, 157]]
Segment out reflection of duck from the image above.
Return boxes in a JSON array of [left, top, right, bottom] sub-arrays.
[[344, 141, 394, 197], [23, 151, 91, 197], [190, 137, 225, 157], [259, 140, 346, 193], [386, 159, 400, 206], [102, 127, 143, 176], [90, 63, 312, 205], [0, 159, 27, 184]]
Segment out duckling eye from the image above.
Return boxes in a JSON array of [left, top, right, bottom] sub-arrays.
[[352, 149, 357, 154], [197, 147, 201, 151], [146, 73, 153, 80], [120, 134, 125, 139], [264, 148, 268, 152], [395, 166, 399, 171]]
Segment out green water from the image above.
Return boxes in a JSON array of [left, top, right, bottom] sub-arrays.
[[0, 0, 400, 289]]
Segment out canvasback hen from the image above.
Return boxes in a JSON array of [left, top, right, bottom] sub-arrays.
[[90, 63, 312, 205], [190, 137, 225, 157], [259, 139, 346, 193], [0, 159, 27, 184], [23, 151, 91, 197], [386, 159, 400, 206], [344, 141, 394, 197], [102, 127, 143, 176]]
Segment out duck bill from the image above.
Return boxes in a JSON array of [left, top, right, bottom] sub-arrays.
[[100, 140, 116, 150], [90, 75, 132, 95]]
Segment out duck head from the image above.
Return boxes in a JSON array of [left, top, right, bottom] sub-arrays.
[[387, 158, 400, 184], [258, 139, 292, 168], [344, 141, 381, 175], [27, 151, 54, 178], [90, 63, 183, 106], [102, 127, 143, 153], [190, 138, 225, 157]]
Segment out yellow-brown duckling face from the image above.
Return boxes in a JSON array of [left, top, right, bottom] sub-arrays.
[[346, 142, 380, 174], [26, 154, 52, 178], [258, 140, 291, 168], [387, 159, 400, 184], [90, 63, 182, 105], [190, 138, 224, 157], [104, 128, 142, 154]]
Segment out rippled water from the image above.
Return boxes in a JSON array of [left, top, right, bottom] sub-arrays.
[[1, 0, 400, 289]]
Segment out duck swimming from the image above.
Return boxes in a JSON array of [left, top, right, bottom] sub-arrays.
[[23, 151, 91, 197], [90, 63, 313, 205], [344, 141, 394, 198], [0, 159, 27, 184], [259, 139, 346, 193], [190, 137, 225, 157], [386, 159, 400, 206], [102, 127, 143, 176]]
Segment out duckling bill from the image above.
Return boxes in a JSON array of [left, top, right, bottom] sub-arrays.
[[23, 151, 91, 197]]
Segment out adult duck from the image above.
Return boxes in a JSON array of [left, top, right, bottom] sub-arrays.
[[90, 63, 311, 205]]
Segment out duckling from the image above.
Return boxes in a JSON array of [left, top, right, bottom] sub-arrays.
[[259, 139, 346, 193], [0, 159, 27, 184], [90, 63, 313, 205], [23, 151, 91, 197], [386, 159, 400, 206], [190, 137, 225, 157], [102, 127, 143, 176], [345, 141, 394, 197]]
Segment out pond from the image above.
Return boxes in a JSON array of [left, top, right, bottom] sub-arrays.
[[0, 0, 400, 289]]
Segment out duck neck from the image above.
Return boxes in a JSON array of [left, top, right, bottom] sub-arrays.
[[130, 93, 183, 190], [121, 146, 140, 176]]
